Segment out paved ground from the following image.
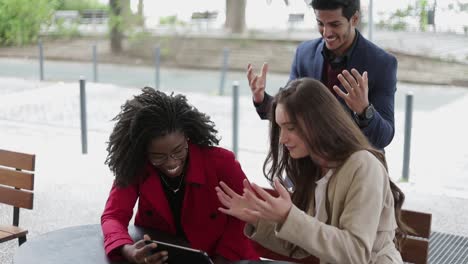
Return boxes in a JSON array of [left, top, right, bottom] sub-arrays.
[[0, 76, 468, 263]]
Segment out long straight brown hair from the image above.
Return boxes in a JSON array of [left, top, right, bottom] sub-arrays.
[[263, 78, 409, 251]]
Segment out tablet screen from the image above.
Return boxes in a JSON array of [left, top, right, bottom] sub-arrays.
[[145, 240, 214, 264]]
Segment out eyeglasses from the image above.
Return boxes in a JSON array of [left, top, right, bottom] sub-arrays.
[[149, 145, 188, 166]]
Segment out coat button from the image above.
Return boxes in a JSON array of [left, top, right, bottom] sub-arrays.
[[210, 213, 217, 219], [146, 210, 153, 217]]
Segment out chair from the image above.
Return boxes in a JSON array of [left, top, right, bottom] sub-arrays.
[[0, 149, 35, 246], [400, 209, 432, 264]]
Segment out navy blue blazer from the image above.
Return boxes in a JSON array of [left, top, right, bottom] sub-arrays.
[[256, 31, 397, 149]]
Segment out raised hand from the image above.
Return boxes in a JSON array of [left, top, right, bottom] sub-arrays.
[[243, 178, 292, 225], [121, 234, 168, 264], [216, 180, 259, 225], [333, 69, 369, 114], [247, 63, 268, 104]]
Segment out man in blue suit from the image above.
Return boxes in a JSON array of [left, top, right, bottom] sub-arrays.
[[248, 0, 397, 150]]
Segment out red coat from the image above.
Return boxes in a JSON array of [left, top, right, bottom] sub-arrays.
[[101, 144, 259, 261]]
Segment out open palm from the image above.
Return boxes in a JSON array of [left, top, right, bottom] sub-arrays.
[[247, 63, 268, 104], [216, 180, 259, 225]]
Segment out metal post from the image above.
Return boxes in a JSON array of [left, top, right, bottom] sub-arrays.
[[232, 81, 239, 157], [402, 92, 413, 181], [92, 44, 98, 82], [79, 77, 88, 154], [154, 45, 160, 90], [368, 0, 373, 41], [38, 40, 44, 81], [219, 47, 229, 96]]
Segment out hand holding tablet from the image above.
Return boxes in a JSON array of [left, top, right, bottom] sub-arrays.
[[144, 240, 214, 264]]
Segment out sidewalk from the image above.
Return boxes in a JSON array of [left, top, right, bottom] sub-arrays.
[[1, 76, 468, 263]]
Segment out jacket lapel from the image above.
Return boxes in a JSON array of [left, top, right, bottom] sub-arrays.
[[312, 41, 325, 79], [180, 144, 206, 225], [144, 165, 176, 232], [347, 31, 365, 77]]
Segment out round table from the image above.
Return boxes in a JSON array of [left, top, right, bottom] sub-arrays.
[[14, 224, 144, 264], [13, 224, 296, 264]]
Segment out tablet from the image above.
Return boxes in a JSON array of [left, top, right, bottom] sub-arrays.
[[145, 240, 214, 264]]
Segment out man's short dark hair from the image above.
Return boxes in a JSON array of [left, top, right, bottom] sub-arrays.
[[311, 0, 360, 20]]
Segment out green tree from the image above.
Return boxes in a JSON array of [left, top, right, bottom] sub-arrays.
[[0, 0, 56, 46], [418, 0, 428, 31], [109, 0, 133, 53], [55, 0, 106, 11]]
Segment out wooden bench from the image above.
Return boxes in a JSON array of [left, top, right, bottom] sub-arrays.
[[80, 9, 108, 24], [401, 209, 432, 264], [0, 149, 35, 246], [190, 11, 218, 31]]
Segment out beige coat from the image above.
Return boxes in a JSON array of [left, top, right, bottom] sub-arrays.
[[245, 150, 403, 264]]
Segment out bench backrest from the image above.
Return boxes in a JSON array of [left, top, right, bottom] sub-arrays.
[[400, 209, 432, 264], [288, 13, 304, 22], [0, 149, 35, 226], [191, 11, 218, 20]]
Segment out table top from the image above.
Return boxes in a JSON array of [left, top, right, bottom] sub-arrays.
[[14, 224, 139, 264], [13, 224, 295, 264]]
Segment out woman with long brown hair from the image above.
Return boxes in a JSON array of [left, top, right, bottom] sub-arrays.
[[216, 78, 408, 263]]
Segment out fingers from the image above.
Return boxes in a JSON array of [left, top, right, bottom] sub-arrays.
[[246, 63, 253, 83], [218, 181, 240, 198], [244, 188, 269, 210], [215, 187, 232, 208], [343, 70, 359, 89], [134, 240, 147, 249], [249, 76, 258, 90], [261, 63, 268, 78], [218, 206, 234, 216], [251, 183, 275, 203], [145, 251, 168, 264], [273, 178, 290, 200], [333, 85, 348, 100], [243, 179, 253, 191], [337, 72, 354, 96], [354, 70, 368, 89], [244, 208, 262, 219]]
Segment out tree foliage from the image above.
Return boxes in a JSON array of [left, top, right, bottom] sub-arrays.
[[0, 0, 56, 46], [55, 0, 106, 11]]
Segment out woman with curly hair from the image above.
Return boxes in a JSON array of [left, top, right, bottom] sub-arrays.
[[217, 78, 409, 263], [101, 87, 259, 264]]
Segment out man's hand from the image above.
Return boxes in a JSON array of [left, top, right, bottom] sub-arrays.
[[247, 63, 268, 104], [333, 69, 369, 114]]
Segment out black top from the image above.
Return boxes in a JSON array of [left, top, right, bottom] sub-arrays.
[[158, 172, 186, 238]]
